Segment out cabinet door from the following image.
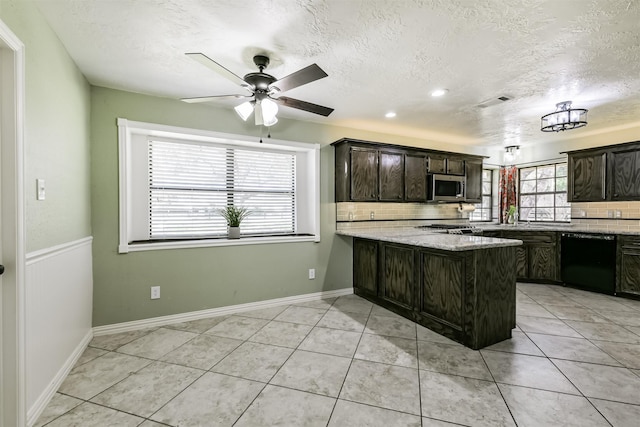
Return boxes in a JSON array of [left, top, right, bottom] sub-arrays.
[[427, 156, 446, 174], [611, 148, 640, 200], [354, 239, 378, 298], [528, 244, 557, 281], [465, 160, 483, 202], [619, 249, 640, 295], [350, 148, 378, 201], [419, 250, 464, 329], [380, 244, 415, 310], [568, 152, 607, 202], [379, 151, 404, 201], [447, 159, 465, 175], [405, 154, 427, 201], [514, 245, 528, 279]]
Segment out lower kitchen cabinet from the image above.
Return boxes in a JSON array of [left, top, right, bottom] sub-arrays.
[[617, 236, 640, 296], [499, 231, 560, 283], [353, 238, 378, 298], [419, 250, 464, 330], [379, 243, 415, 311], [351, 237, 517, 349]]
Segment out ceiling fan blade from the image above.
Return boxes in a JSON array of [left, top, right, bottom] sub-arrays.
[[269, 64, 328, 93], [181, 94, 250, 103], [275, 96, 334, 117], [185, 53, 251, 88]]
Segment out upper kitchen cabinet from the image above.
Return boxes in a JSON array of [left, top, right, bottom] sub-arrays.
[[565, 140, 640, 202], [464, 160, 483, 203], [447, 158, 466, 175], [427, 155, 446, 174], [427, 156, 465, 175], [611, 147, 640, 200], [332, 138, 485, 203], [405, 153, 428, 201], [379, 150, 405, 201], [568, 150, 607, 202]]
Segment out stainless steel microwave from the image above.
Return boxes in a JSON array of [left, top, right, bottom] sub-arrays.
[[427, 174, 466, 202]]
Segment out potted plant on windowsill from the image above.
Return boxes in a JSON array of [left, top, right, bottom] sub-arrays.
[[218, 206, 251, 239]]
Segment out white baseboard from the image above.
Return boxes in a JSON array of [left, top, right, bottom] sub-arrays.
[[26, 330, 93, 426], [94, 287, 353, 336]]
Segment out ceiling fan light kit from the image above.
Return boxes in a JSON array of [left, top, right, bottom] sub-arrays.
[[182, 53, 333, 127], [540, 101, 588, 132]]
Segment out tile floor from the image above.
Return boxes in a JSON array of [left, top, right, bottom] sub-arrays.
[[35, 283, 640, 426]]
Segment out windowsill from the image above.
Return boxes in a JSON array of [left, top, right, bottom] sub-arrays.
[[119, 234, 319, 253]]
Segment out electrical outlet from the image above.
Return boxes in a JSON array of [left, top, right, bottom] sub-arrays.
[[370, 211, 375, 220], [607, 210, 614, 218], [615, 210, 622, 218], [308, 268, 315, 280], [150, 286, 160, 299]]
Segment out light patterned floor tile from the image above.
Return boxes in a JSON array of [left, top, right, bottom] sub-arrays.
[[33, 393, 83, 427], [45, 402, 143, 427], [248, 320, 312, 348], [211, 341, 293, 382], [298, 326, 362, 357], [203, 315, 269, 340], [356, 333, 418, 368], [328, 400, 421, 427], [116, 328, 198, 359], [270, 350, 351, 397], [499, 383, 609, 427], [234, 385, 335, 427], [161, 334, 242, 370], [150, 372, 264, 426]]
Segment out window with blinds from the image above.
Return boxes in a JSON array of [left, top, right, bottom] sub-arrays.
[[148, 140, 296, 239]]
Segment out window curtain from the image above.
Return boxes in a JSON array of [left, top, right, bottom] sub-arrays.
[[499, 165, 518, 223]]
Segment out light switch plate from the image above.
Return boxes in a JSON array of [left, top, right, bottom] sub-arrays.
[[36, 179, 45, 200]]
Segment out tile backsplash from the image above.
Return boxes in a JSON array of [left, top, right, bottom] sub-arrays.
[[336, 202, 470, 230], [571, 201, 640, 232]]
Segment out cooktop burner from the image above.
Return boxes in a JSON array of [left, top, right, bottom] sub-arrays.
[[415, 224, 483, 235]]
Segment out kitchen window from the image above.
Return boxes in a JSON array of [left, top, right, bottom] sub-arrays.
[[518, 163, 570, 222], [469, 169, 492, 221], [117, 119, 320, 253]]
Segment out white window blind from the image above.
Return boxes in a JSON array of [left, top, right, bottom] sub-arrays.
[[149, 140, 296, 239]]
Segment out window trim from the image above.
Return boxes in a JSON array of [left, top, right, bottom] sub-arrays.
[[470, 169, 493, 222], [117, 118, 320, 253], [517, 162, 570, 223]]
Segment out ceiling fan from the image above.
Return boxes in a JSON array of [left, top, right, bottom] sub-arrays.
[[182, 53, 334, 126]]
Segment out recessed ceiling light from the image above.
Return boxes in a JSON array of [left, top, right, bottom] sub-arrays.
[[431, 89, 448, 97], [385, 111, 397, 118]]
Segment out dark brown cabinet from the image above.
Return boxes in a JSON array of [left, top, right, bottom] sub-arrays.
[[405, 154, 427, 201], [419, 249, 464, 330], [379, 151, 404, 201], [447, 158, 465, 175], [350, 147, 378, 201], [333, 138, 485, 203], [353, 238, 378, 298], [499, 231, 559, 282], [351, 237, 517, 349], [617, 236, 640, 296], [464, 160, 483, 203], [568, 151, 607, 202], [565, 140, 640, 202], [380, 244, 415, 311], [611, 148, 640, 200], [427, 156, 446, 174]]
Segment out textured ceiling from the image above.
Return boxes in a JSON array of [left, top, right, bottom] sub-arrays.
[[36, 0, 640, 148]]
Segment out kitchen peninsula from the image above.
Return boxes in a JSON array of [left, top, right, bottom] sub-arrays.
[[336, 227, 523, 350]]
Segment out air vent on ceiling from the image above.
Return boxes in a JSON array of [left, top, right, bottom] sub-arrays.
[[477, 96, 512, 109]]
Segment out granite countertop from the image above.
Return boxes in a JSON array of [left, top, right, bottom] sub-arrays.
[[474, 223, 640, 236], [335, 227, 523, 251]]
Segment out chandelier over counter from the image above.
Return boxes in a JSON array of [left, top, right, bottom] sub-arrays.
[[541, 101, 588, 132], [504, 145, 520, 164]]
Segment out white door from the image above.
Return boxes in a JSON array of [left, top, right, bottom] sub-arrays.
[[0, 20, 26, 427]]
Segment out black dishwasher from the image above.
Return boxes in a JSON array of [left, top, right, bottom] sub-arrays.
[[561, 233, 616, 295]]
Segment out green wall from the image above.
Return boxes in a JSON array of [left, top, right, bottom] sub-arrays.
[[0, 0, 92, 252], [91, 87, 484, 326]]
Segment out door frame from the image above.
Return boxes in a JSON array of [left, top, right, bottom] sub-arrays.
[[0, 19, 26, 427]]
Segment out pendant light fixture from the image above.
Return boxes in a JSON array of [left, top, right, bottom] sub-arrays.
[[504, 145, 520, 164], [541, 101, 588, 132]]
